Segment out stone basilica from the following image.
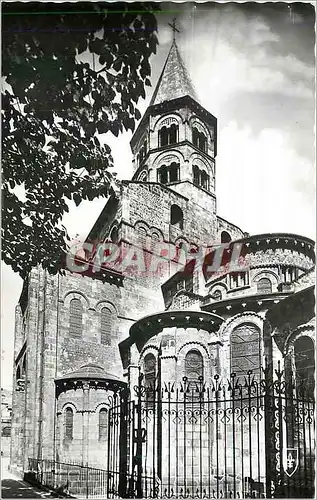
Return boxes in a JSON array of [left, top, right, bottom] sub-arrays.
[[10, 40, 315, 498]]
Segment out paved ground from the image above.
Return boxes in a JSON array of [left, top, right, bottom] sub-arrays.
[[1, 457, 51, 499], [1, 478, 52, 498]]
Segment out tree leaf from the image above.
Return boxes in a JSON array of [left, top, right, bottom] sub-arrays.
[[2, 2, 158, 278]]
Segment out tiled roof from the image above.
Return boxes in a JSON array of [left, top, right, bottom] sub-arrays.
[[56, 363, 121, 382], [150, 41, 198, 106]]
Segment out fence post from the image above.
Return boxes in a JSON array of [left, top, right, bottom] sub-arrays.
[[86, 465, 89, 499], [118, 387, 129, 497], [135, 372, 144, 498], [264, 360, 273, 498]]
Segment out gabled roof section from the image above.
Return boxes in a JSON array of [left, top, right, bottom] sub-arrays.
[[150, 40, 199, 106]]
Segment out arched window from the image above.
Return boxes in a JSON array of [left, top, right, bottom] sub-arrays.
[[159, 123, 179, 147], [100, 307, 112, 346], [137, 226, 147, 248], [110, 226, 119, 244], [69, 298, 83, 338], [231, 324, 261, 380], [185, 350, 204, 401], [64, 407, 73, 440], [158, 165, 168, 184], [193, 166, 200, 186], [192, 127, 207, 153], [170, 205, 184, 230], [212, 290, 222, 301], [139, 145, 146, 165], [158, 163, 180, 184], [201, 171, 209, 190], [144, 353, 156, 404], [257, 278, 272, 294], [169, 123, 178, 144], [199, 132, 207, 153], [151, 231, 160, 252], [138, 171, 148, 182], [221, 231, 231, 243], [1, 427, 11, 437], [294, 336, 315, 384], [99, 408, 108, 441], [192, 127, 199, 149], [159, 126, 169, 147], [169, 162, 180, 183]]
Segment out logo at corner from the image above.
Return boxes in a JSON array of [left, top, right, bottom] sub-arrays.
[[283, 448, 299, 477]]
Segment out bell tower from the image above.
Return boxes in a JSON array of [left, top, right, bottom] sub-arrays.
[[130, 21, 218, 214]]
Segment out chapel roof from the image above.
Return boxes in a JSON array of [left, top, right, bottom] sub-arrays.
[[56, 363, 121, 382]]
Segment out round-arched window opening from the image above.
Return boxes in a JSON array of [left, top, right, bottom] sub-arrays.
[[137, 226, 147, 248], [1, 426, 11, 437], [99, 408, 108, 441], [294, 336, 315, 383], [139, 171, 148, 182], [231, 324, 261, 380], [201, 171, 209, 191], [110, 226, 119, 244], [159, 126, 169, 147], [169, 162, 180, 183], [69, 298, 83, 338], [144, 353, 156, 405], [151, 232, 161, 252], [185, 350, 204, 401], [193, 165, 200, 186], [221, 231, 231, 243], [212, 290, 222, 301], [170, 205, 184, 230], [100, 307, 113, 346], [64, 407, 74, 441], [169, 123, 178, 144], [257, 277, 272, 294], [158, 165, 168, 184]]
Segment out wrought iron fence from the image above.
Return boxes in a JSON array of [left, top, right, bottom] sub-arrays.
[[28, 458, 107, 498], [107, 367, 315, 498], [28, 367, 315, 499]]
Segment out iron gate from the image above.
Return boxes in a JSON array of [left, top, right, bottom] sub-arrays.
[[107, 367, 315, 498]]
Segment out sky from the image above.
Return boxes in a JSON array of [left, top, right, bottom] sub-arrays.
[[1, 1, 315, 390]]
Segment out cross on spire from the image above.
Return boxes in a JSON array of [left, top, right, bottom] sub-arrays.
[[168, 18, 180, 42]]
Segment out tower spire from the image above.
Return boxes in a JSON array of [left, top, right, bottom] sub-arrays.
[[149, 37, 198, 106], [168, 17, 180, 42]]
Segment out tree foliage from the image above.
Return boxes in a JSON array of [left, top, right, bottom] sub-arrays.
[[2, 2, 159, 277]]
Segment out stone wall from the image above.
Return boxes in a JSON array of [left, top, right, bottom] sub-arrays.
[[122, 181, 217, 248], [55, 386, 113, 469]]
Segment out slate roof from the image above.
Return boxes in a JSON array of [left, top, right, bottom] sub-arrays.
[[56, 363, 121, 382], [150, 40, 199, 106]]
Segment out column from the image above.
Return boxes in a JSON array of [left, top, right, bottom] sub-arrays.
[[82, 382, 90, 467]]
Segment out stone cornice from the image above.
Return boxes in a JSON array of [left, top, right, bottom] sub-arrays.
[[201, 291, 290, 314], [129, 310, 224, 348], [146, 140, 215, 163], [54, 378, 127, 398]]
